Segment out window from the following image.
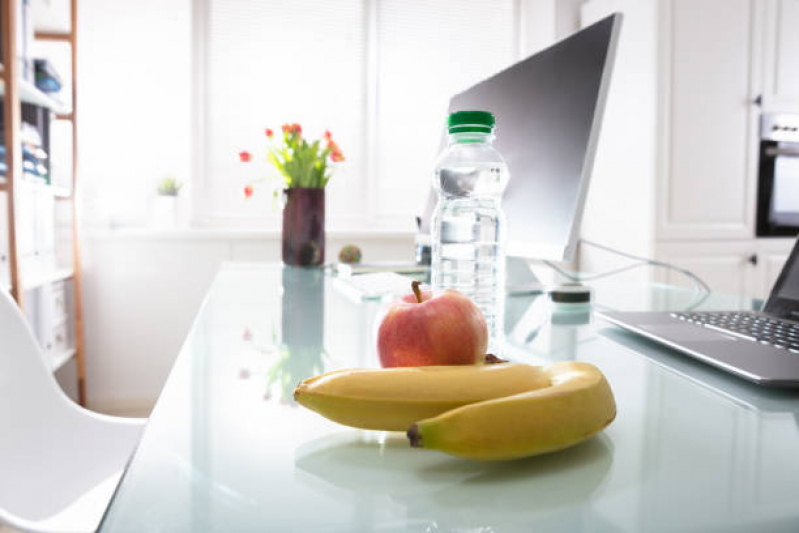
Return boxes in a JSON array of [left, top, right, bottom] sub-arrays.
[[195, 0, 525, 230]]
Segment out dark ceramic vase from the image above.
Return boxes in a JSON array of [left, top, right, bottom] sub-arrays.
[[282, 188, 325, 267]]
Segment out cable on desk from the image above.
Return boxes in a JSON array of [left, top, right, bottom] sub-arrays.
[[542, 239, 712, 310], [580, 239, 711, 293]]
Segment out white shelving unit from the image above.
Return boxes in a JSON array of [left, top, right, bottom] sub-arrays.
[[50, 347, 75, 372], [1, 0, 85, 404], [21, 266, 72, 291], [0, 65, 71, 114]]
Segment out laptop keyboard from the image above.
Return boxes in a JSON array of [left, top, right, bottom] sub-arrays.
[[671, 311, 799, 353]]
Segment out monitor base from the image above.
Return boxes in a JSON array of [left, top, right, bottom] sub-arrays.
[[506, 257, 544, 295]]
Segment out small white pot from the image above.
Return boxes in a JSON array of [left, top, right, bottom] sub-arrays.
[[150, 195, 179, 229]]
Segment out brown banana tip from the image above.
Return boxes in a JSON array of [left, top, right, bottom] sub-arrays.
[[484, 353, 509, 364], [407, 424, 423, 448], [293, 383, 303, 402]]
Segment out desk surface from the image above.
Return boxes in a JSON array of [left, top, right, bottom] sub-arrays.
[[99, 263, 799, 532]]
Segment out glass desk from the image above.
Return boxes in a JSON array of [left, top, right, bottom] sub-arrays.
[[99, 263, 799, 532]]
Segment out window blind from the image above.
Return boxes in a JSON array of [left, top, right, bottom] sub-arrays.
[[201, 0, 517, 227]]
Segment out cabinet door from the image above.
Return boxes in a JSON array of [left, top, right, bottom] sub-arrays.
[[657, 0, 762, 240], [763, 0, 799, 102], [655, 241, 758, 297], [754, 237, 795, 298]]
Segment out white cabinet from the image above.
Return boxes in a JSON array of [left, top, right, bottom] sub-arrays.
[[579, 0, 796, 298], [653, 238, 794, 298], [654, 241, 756, 296], [658, 0, 760, 240], [754, 238, 794, 295], [763, 0, 799, 104]]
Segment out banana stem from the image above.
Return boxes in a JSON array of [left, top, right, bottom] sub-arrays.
[[411, 281, 423, 303]]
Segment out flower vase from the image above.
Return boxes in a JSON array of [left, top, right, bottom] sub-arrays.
[[282, 188, 325, 267]]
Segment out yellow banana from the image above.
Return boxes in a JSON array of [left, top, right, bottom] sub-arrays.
[[407, 361, 616, 461], [294, 363, 550, 431]]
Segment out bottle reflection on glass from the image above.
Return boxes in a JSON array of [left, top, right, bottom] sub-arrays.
[[267, 266, 327, 404]]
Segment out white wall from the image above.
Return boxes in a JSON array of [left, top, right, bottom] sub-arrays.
[[78, 0, 192, 228], [578, 0, 658, 278]]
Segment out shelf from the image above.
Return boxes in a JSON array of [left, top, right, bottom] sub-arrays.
[[35, 31, 72, 42], [19, 179, 72, 198], [48, 184, 72, 198], [0, 65, 71, 114], [22, 267, 73, 291], [32, 0, 72, 37], [50, 347, 76, 372], [49, 185, 72, 198]]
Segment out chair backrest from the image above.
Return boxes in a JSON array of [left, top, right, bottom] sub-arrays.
[[0, 287, 72, 427]]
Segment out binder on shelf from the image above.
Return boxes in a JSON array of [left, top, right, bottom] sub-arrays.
[[0, 191, 9, 289], [49, 119, 72, 192], [23, 278, 75, 369]]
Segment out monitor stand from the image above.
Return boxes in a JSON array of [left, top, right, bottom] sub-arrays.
[[506, 257, 544, 295]]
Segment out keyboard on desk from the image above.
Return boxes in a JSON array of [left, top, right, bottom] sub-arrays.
[[671, 311, 799, 353]]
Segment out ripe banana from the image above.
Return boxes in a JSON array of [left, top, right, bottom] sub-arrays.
[[407, 361, 616, 461], [294, 363, 550, 431]]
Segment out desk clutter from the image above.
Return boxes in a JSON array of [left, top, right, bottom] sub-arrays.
[[333, 271, 423, 301]]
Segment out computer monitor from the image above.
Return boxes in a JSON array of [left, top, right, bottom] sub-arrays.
[[420, 13, 622, 263]]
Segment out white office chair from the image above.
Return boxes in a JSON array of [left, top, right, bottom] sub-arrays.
[[0, 288, 145, 533]]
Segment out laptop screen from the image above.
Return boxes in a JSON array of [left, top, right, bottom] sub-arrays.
[[764, 238, 799, 319]]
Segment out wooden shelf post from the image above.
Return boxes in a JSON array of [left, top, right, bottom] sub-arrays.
[[69, 0, 87, 406], [1, 0, 23, 306]]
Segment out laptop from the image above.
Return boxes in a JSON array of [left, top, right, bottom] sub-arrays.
[[597, 237, 799, 387]]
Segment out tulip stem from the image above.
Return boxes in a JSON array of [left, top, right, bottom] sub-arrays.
[[411, 281, 423, 303]]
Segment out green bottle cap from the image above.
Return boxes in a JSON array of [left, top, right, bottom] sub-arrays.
[[447, 110, 495, 134]]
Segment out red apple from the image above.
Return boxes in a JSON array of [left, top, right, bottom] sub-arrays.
[[377, 282, 488, 367]]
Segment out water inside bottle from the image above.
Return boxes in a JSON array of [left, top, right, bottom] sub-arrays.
[[432, 163, 507, 354]]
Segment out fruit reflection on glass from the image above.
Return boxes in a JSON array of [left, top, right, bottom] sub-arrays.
[[377, 281, 488, 368]]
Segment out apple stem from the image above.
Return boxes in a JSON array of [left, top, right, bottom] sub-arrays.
[[411, 281, 423, 303]]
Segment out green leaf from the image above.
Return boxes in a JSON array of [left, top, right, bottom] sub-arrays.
[[263, 128, 341, 189]]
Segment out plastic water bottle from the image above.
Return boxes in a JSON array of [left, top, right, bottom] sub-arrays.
[[431, 110, 509, 354]]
